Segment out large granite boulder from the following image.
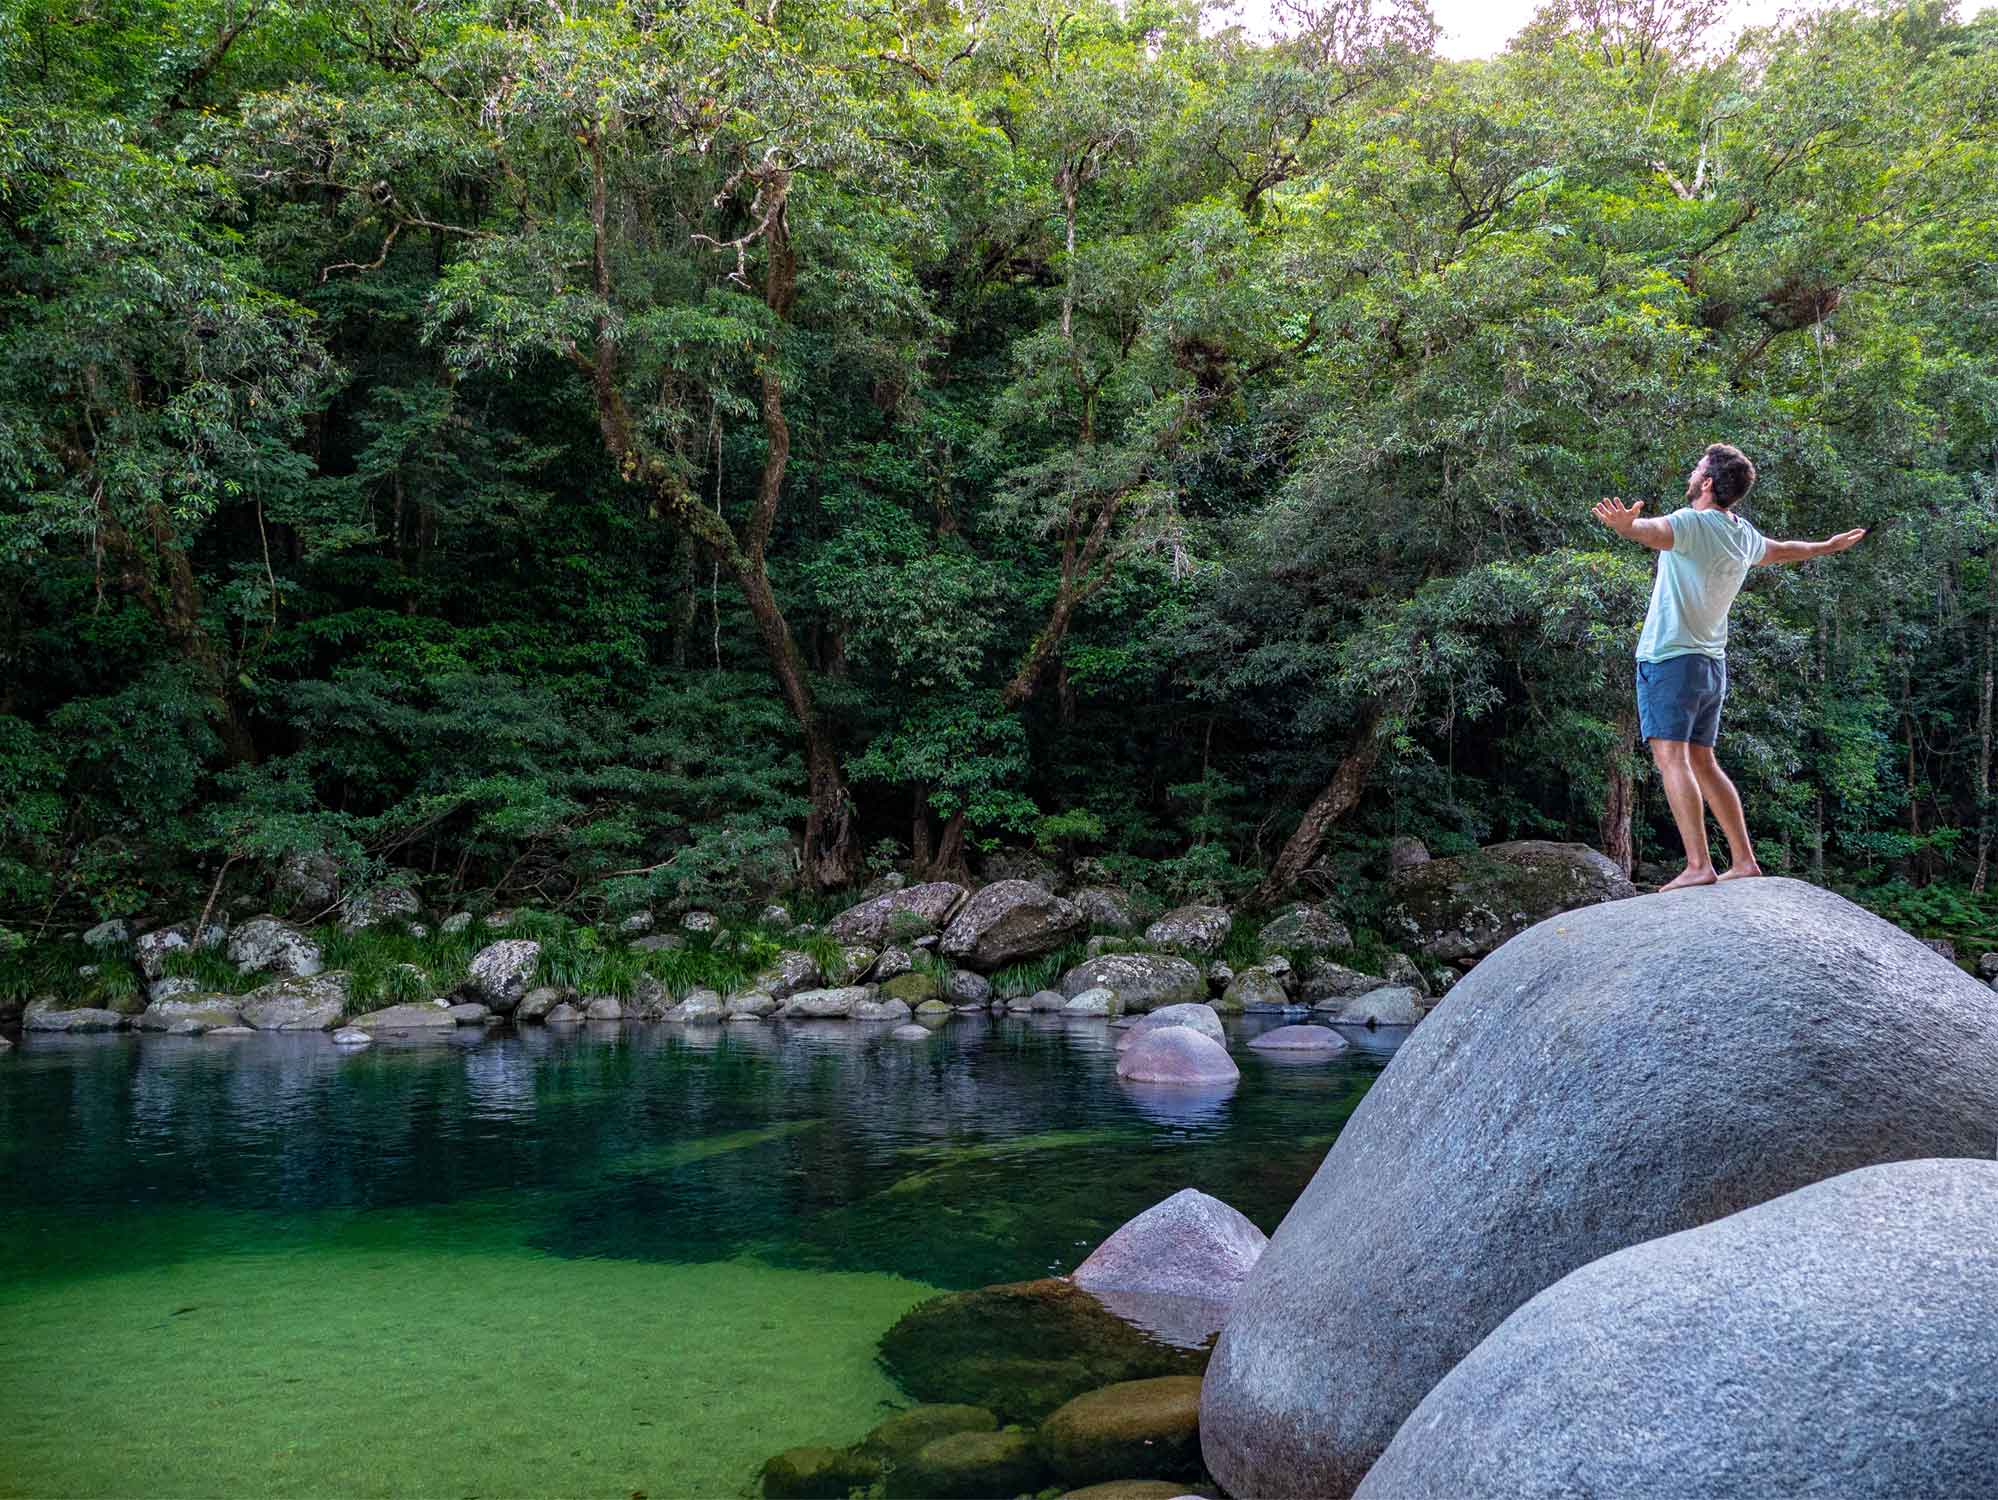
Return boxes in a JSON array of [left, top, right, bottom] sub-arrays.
[[782, 986, 873, 1019], [1071, 1188, 1266, 1305], [238, 973, 350, 1031], [749, 950, 823, 1000], [1113, 1003, 1224, 1053], [132, 920, 227, 981], [134, 995, 243, 1033], [1383, 838, 1636, 963], [338, 882, 421, 931], [825, 882, 967, 946], [1356, 1159, 1998, 1500], [1217, 967, 1288, 1012], [1257, 903, 1352, 956], [1201, 878, 1998, 1499], [23, 998, 126, 1032], [467, 939, 540, 1015], [1143, 905, 1231, 955], [1058, 955, 1205, 1014], [1115, 1028, 1238, 1086], [1038, 1377, 1205, 1489], [1071, 886, 1139, 933], [939, 880, 1085, 971], [226, 916, 324, 978], [1299, 957, 1384, 1002], [878, 1277, 1209, 1424]]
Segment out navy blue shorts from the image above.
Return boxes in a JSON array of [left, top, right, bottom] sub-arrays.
[[1637, 655, 1727, 746]]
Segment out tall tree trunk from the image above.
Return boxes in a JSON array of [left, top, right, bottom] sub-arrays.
[[1252, 707, 1392, 905], [1600, 704, 1638, 877], [1975, 551, 1996, 893]]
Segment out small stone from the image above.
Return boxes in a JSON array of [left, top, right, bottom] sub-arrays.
[[544, 1002, 583, 1024], [332, 1027, 372, 1047], [1063, 987, 1121, 1017], [891, 1024, 934, 1041], [1249, 1024, 1348, 1052]]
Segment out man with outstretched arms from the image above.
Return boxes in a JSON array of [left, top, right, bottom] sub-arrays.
[[1592, 444, 1865, 890]]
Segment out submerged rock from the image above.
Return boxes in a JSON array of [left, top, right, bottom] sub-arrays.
[[1071, 1188, 1266, 1306], [859, 1404, 998, 1465], [1247, 1024, 1346, 1052], [878, 1277, 1210, 1424], [1115, 1029, 1238, 1086], [890, 1023, 934, 1042], [1113, 1004, 1224, 1053], [1357, 1160, 1998, 1500], [331, 1027, 372, 1047], [1201, 878, 1998, 1500], [760, 1445, 882, 1500], [888, 1429, 1044, 1500], [1039, 1376, 1205, 1489]]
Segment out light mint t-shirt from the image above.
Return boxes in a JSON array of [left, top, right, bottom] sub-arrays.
[[1634, 506, 1768, 663]]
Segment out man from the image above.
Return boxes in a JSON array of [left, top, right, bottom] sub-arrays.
[[1592, 444, 1866, 890]]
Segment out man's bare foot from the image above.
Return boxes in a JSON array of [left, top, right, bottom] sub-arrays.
[[1659, 866, 1718, 891], [1716, 862, 1764, 882]]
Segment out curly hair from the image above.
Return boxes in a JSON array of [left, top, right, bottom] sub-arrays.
[[1704, 443, 1758, 508]]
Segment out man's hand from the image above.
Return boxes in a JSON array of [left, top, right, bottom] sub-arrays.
[[1821, 527, 1867, 555], [1759, 528, 1868, 566], [1592, 496, 1645, 538]]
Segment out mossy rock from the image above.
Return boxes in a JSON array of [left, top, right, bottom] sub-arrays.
[[1382, 840, 1635, 963], [1060, 1483, 1202, 1500], [888, 1429, 1044, 1500], [879, 1278, 1210, 1424], [759, 1444, 881, 1500], [882, 971, 942, 1006], [859, 1404, 997, 1465], [1038, 1376, 1204, 1488]]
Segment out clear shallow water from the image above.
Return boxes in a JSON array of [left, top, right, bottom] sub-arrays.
[[0, 1014, 1389, 1498]]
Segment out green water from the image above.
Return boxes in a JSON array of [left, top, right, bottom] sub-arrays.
[[0, 1016, 1388, 1498]]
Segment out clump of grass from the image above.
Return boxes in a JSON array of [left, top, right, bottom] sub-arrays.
[[1217, 924, 1268, 971], [791, 930, 848, 983], [637, 927, 780, 999], [160, 946, 252, 993], [988, 938, 1090, 999], [320, 924, 477, 1012], [910, 950, 954, 982], [0, 941, 153, 1012]]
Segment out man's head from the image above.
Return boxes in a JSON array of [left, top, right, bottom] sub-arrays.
[[1687, 443, 1758, 508]]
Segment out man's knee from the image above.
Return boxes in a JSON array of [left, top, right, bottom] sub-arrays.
[[1648, 737, 1692, 770], [1688, 743, 1720, 770]]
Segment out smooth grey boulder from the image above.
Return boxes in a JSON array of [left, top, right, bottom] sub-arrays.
[[467, 939, 540, 1015], [1316, 985, 1426, 1026], [132, 920, 226, 981], [939, 880, 1085, 971], [23, 999, 126, 1032], [1257, 903, 1353, 956], [514, 986, 562, 1022], [1218, 967, 1288, 1013], [135, 995, 243, 1033], [583, 996, 621, 1021], [854, 996, 913, 1022], [1071, 1187, 1267, 1304], [725, 991, 779, 1019], [1247, 1024, 1347, 1052], [825, 882, 967, 946], [1115, 1028, 1238, 1085], [1202, 878, 1998, 1500], [445, 1002, 491, 1024], [1383, 838, 1636, 963], [1009, 989, 1068, 1012], [544, 1002, 583, 1024], [331, 1027, 372, 1047], [1114, 1003, 1224, 1053], [944, 969, 993, 1007], [1062, 987, 1120, 1017], [782, 985, 872, 1019], [1058, 954, 1205, 1013], [226, 916, 324, 978], [1071, 886, 1139, 933], [890, 1023, 934, 1042], [1143, 904, 1232, 955], [1356, 1159, 1998, 1500], [350, 1002, 455, 1030], [238, 973, 349, 1031]]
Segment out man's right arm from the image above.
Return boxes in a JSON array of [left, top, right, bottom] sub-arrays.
[[1758, 529, 1867, 566]]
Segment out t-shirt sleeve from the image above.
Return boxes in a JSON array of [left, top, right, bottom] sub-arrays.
[[1666, 507, 1709, 560], [1743, 520, 1769, 565]]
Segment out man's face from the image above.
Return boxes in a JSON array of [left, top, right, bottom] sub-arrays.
[[1684, 454, 1711, 502]]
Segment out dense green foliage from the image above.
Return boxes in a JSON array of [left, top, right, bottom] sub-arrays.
[[4, 0, 1997, 935]]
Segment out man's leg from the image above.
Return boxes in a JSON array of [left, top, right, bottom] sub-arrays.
[[1649, 737, 1716, 889], [1690, 745, 1761, 879]]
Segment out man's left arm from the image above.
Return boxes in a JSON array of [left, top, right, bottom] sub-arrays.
[[1756, 529, 1867, 565], [1592, 497, 1674, 551]]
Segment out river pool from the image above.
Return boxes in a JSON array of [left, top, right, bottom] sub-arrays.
[[0, 1014, 1392, 1499]]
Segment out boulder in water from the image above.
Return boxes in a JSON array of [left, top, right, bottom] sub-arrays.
[[23, 998, 126, 1032], [782, 986, 871, 1019], [1038, 1377, 1205, 1489], [1059, 955, 1205, 1014], [1356, 1159, 1998, 1500], [1201, 878, 1998, 1499], [1313, 985, 1425, 1026], [888, 1430, 1043, 1500], [1071, 1188, 1266, 1305], [238, 973, 349, 1030], [1113, 1004, 1224, 1053], [1115, 1029, 1238, 1086], [859, 1405, 997, 1465], [350, 1002, 455, 1030], [760, 1445, 882, 1500], [134, 995, 243, 1033], [1216, 967, 1287, 1012], [1247, 1024, 1346, 1052]]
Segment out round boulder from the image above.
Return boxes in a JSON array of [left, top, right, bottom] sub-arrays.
[[889, 1430, 1042, 1500], [1072, 886, 1139, 933], [1063, 987, 1120, 1017], [1071, 1187, 1266, 1303], [1142, 905, 1231, 955], [1217, 967, 1288, 1013], [750, 950, 823, 1000], [225, 916, 324, 979], [135, 995, 242, 1033], [237, 973, 349, 1031], [1059, 955, 1205, 1014], [859, 1404, 997, 1465], [890, 1023, 934, 1042], [1113, 1003, 1224, 1053], [1383, 838, 1636, 963], [939, 880, 1086, 971], [677, 990, 726, 1022], [1315, 985, 1425, 1026], [854, 996, 913, 1022], [1201, 878, 1998, 1500], [1039, 1377, 1204, 1488], [1247, 1024, 1346, 1052], [1115, 1028, 1238, 1086], [1257, 903, 1352, 956], [782, 986, 871, 1019], [1356, 1159, 1998, 1500], [467, 939, 541, 1015]]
